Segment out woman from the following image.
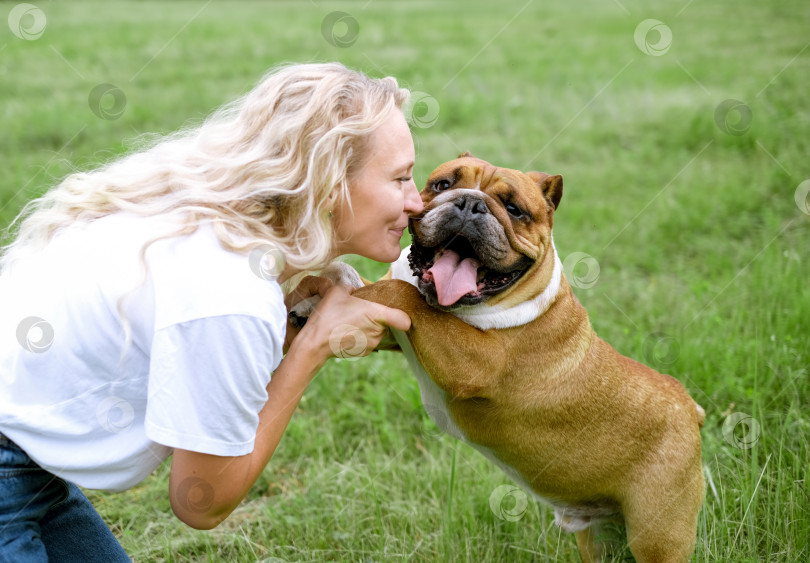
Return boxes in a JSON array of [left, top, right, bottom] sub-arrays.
[[0, 62, 422, 560]]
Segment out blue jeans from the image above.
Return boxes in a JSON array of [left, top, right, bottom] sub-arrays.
[[0, 433, 131, 562]]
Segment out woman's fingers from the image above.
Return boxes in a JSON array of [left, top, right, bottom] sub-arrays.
[[300, 285, 411, 360], [328, 288, 411, 334], [377, 304, 411, 332]]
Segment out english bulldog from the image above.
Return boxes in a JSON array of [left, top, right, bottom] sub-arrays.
[[294, 153, 705, 562]]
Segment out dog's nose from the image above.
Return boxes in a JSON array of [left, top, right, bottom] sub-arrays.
[[454, 194, 488, 215]]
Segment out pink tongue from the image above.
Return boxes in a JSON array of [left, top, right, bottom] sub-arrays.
[[427, 249, 481, 306]]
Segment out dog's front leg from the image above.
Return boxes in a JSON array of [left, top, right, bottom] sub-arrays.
[[354, 279, 507, 398]]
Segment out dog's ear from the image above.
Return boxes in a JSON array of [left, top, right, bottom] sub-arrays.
[[526, 172, 563, 211], [457, 151, 473, 158]]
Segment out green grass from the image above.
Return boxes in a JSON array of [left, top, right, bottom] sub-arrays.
[[2, 0, 809, 561]]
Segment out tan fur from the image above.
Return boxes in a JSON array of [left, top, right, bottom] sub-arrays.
[[353, 154, 704, 562]]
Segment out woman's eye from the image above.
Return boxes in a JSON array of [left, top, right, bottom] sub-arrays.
[[505, 202, 524, 218], [432, 179, 451, 192], [399, 177, 412, 183]]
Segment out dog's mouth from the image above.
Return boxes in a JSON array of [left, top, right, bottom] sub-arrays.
[[408, 235, 531, 308]]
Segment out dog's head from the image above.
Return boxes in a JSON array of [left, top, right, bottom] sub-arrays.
[[408, 152, 563, 310]]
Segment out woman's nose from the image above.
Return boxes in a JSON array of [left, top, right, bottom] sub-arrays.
[[404, 181, 424, 215]]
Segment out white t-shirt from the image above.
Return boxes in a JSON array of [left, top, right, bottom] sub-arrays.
[[0, 213, 286, 491]]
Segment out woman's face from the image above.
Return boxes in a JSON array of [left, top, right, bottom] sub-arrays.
[[333, 109, 423, 263]]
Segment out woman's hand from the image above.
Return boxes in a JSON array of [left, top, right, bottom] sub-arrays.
[[290, 281, 410, 365], [285, 275, 410, 362]]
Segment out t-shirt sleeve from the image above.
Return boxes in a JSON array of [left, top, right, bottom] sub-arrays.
[[141, 222, 287, 456], [145, 314, 282, 456]]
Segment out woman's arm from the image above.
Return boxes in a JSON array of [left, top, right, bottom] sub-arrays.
[[168, 335, 323, 529], [168, 284, 410, 530]]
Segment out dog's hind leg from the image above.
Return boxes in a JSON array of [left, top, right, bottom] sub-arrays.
[[621, 471, 704, 563]]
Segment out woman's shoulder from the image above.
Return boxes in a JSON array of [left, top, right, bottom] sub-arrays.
[[49, 212, 287, 325], [141, 218, 287, 329]]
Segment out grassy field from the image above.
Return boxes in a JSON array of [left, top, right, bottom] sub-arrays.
[[2, 0, 809, 561]]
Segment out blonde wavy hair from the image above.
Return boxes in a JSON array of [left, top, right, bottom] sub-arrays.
[[1, 62, 410, 273]]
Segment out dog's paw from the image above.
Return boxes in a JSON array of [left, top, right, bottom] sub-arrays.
[[289, 295, 321, 329], [322, 261, 365, 290], [287, 262, 365, 329]]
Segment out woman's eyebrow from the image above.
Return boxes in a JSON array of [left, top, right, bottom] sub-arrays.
[[392, 160, 414, 174]]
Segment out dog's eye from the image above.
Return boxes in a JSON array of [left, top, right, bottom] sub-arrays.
[[432, 179, 452, 192], [505, 202, 524, 218]]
